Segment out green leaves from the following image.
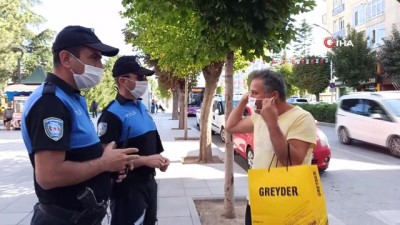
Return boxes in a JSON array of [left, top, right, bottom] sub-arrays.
[[378, 25, 400, 82], [293, 56, 330, 97], [293, 19, 313, 57], [0, 0, 53, 83], [122, 0, 316, 74], [83, 57, 119, 109], [328, 26, 376, 89]]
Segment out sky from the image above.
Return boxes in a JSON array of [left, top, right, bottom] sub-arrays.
[[33, 0, 133, 56], [33, 0, 329, 59], [291, 1, 329, 57]]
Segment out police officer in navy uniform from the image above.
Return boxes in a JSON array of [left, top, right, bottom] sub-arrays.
[[21, 26, 139, 225], [97, 56, 170, 225]]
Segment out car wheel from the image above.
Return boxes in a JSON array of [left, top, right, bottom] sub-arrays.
[[338, 127, 352, 145], [220, 127, 225, 143], [388, 136, 400, 158], [246, 146, 254, 169]]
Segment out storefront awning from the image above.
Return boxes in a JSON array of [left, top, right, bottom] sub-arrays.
[[4, 84, 40, 101]]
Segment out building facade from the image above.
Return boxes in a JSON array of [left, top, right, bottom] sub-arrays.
[[326, 0, 400, 47], [325, 0, 400, 90]]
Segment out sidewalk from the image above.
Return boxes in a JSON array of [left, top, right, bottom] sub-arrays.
[[0, 112, 248, 225], [152, 112, 248, 225]]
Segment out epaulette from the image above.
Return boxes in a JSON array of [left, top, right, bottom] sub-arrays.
[[42, 82, 56, 95]]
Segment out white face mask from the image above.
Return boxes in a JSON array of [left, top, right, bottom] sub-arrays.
[[70, 54, 104, 90], [126, 80, 148, 99], [248, 97, 257, 111]]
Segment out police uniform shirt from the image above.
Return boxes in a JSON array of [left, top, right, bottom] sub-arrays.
[[22, 73, 111, 211], [98, 94, 164, 177]]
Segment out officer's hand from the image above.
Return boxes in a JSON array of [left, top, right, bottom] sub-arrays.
[[115, 169, 128, 183], [160, 156, 170, 172], [102, 142, 139, 172], [145, 154, 168, 169]]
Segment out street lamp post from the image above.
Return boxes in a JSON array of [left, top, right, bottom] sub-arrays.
[[313, 23, 335, 103], [10, 46, 25, 84]]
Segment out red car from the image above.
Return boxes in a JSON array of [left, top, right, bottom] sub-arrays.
[[233, 107, 331, 171]]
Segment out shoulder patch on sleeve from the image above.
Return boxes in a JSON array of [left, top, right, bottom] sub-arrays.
[[43, 117, 64, 141], [97, 122, 108, 137]]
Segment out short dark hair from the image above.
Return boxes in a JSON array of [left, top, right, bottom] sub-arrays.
[[53, 46, 82, 67], [249, 69, 287, 100]]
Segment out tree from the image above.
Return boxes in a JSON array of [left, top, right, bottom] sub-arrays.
[[274, 64, 298, 97], [84, 57, 118, 109], [157, 85, 172, 100], [378, 25, 400, 83], [23, 29, 55, 75], [216, 86, 224, 95], [0, 0, 52, 83], [292, 57, 330, 101], [122, 0, 226, 148], [122, 0, 316, 218], [293, 19, 313, 57], [172, 1, 315, 217], [328, 26, 376, 89]]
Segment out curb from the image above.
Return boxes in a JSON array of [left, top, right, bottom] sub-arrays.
[[317, 122, 335, 128]]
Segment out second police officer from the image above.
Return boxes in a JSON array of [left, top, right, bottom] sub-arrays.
[[97, 56, 170, 225]]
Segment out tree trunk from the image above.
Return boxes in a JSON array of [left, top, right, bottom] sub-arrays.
[[178, 86, 185, 129], [171, 87, 179, 120], [198, 61, 224, 163], [315, 93, 320, 102], [183, 77, 189, 139], [223, 51, 235, 219]]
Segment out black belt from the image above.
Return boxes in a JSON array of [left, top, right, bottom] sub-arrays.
[[38, 203, 106, 225]]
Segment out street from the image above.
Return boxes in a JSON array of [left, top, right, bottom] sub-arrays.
[[188, 117, 400, 225]]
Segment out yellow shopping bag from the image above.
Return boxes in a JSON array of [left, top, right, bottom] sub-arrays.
[[248, 165, 328, 225]]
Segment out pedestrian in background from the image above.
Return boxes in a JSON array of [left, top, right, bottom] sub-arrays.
[[151, 99, 156, 114], [98, 55, 170, 225], [3, 103, 14, 131], [91, 100, 98, 118], [225, 69, 316, 225], [158, 103, 165, 113], [155, 100, 159, 113], [21, 25, 139, 225]]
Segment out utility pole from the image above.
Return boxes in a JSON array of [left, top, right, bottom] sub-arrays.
[[10, 45, 25, 84], [313, 24, 335, 103]]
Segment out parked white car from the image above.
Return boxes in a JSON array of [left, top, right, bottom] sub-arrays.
[[196, 95, 242, 142], [336, 91, 400, 157]]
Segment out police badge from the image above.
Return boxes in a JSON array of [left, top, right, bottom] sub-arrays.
[[135, 57, 142, 67], [97, 122, 108, 137], [43, 117, 64, 141]]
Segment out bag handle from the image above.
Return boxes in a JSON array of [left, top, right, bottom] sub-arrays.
[[268, 142, 292, 172]]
